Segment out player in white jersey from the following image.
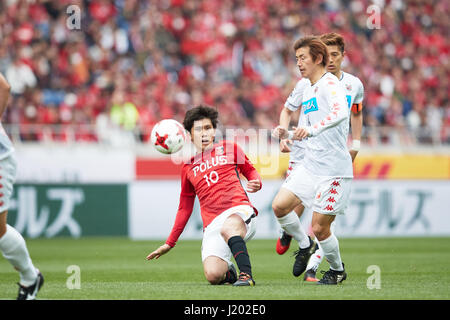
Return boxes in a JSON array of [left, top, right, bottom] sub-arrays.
[[275, 78, 311, 258], [275, 33, 365, 282], [0, 72, 44, 299], [301, 33, 364, 279], [272, 36, 351, 284]]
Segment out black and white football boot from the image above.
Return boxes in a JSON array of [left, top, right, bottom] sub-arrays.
[[17, 270, 44, 300]]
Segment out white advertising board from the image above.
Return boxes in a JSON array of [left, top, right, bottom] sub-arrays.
[[14, 144, 135, 183], [129, 179, 450, 240]]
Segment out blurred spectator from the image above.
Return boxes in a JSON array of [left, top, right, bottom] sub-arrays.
[[6, 56, 37, 95], [0, 0, 447, 145], [110, 93, 139, 132], [425, 98, 444, 145]]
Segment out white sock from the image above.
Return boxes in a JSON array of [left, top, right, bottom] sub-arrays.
[[319, 233, 343, 271], [306, 242, 324, 272], [277, 212, 310, 249], [0, 224, 38, 286]]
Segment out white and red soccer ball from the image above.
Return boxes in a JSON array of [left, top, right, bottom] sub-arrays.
[[151, 119, 187, 154]]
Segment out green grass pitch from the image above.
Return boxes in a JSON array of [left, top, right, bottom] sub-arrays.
[[1, 237, 449, 300]]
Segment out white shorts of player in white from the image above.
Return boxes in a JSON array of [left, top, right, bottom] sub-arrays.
[[285, 161, 314, 234], [201, 205, 256, 266], [282, 163, 352, 215], [285, 161, 298, 178], [0, 153, 17, 212]]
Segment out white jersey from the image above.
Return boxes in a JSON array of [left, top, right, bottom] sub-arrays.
[[301, 72, 353, 178], [284, 78, 310, 162], [0, 124, 14, 160], [339, 71, 364, 110], [284, 71, 364, 163]]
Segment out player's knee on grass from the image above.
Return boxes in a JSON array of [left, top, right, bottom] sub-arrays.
[[204, 267, 226, 285], [203, 256, 229, 285]]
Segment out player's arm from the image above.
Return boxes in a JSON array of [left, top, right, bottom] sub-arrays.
[[350, 106, 363, 162], [146, 168, 196, 260], [272, 80, 305, 144], [0, 73, 11, 118], [272, 107, 292, 139], [234, 143, 262, 193], [279, 107, 293, 129], [349, 79, 364, 161], [276, 107, 294, 152], [290, 109, 300, 127]]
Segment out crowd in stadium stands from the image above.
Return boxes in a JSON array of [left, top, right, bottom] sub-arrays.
[[0, 0, 448, 145]]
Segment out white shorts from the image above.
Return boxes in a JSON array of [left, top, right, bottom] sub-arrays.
[[286, 161, 300, 178], [282, 163, 352, 215], [0, 154, 17, 213], [201, 205, 257, 266]]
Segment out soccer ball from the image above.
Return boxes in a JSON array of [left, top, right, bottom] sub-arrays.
[[151, 119, 187, 154]]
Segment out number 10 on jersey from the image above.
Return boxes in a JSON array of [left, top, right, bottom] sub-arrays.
[[203, 171, 219, 186]]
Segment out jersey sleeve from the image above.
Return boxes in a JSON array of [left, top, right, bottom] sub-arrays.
[[308, 78, 349, 137], [351, 78, 364, 114], [179, 164, 195, 196], [233, 143, 262, 188], [284, 79, 307, 112], [165, 166, 196, 247]]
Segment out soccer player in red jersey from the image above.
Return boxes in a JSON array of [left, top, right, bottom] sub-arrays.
[[147, 106, 262, 286]]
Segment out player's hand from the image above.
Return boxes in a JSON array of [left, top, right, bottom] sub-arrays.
[[246, 179, 261, 193], [291, 126, 310, 140], [279, 139, 292, 153], [146, 244, 172, 260], [272, 126, 289, 140], [349, 150, 358, 162]]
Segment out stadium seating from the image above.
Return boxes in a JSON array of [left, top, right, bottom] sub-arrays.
[[0, 0, 448, 144]]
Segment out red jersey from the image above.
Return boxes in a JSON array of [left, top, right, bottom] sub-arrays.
[[165, 140, 261, 247]]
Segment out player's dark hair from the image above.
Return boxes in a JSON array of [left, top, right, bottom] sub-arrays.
[[293, 36, 329, 67], [183, 105, 219, 133], [320, 32, 345, 53]]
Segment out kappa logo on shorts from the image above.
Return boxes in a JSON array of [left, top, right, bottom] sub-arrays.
[[324, 205, 334, 211], [326, 197, 336, 203], [331, 180, 341, 187]]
